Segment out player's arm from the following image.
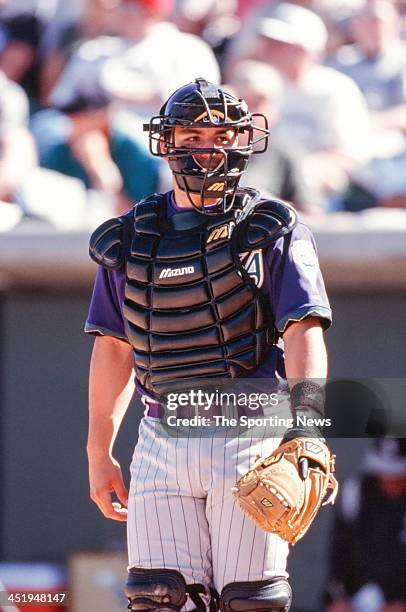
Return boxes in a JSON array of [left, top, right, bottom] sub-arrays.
[[283, 317, 328, 381], [283, 317, 328, 442], [87, 335, 135, 522], [282, 317, 329, 444], [268, 222, 332, 441]]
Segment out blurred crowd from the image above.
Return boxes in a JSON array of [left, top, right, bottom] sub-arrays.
[[1, 0, 406, 227], [326, 437, 406, 612]]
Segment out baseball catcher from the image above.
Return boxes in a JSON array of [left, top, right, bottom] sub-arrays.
[[86, 78, 335, 611]]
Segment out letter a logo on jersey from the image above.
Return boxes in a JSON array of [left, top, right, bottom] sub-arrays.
[[240, 250, 264, 287]]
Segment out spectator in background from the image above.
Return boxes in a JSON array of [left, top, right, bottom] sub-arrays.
[[0, 0, 43, 103], [98, 0, 220, 121], [313, 1, 366, 58], [329, 0, 406, 209], [37, 0, 85, 62], [227, 2, 371, 210], [0, 0, 85, 108], [39, 0, 119, 106], [0, 69, 37, 203], [331, 0, 406, 115], [326, 438, 406, 612], [227, 60, 316, 213], [223, 1, 278, 79], [173, 0, 240, 69], [1, 66, 112, 230], [225, 0, 365, 77], [31, 0, 220, 213]]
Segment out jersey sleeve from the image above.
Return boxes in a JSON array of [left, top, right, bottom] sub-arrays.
[[84, 266, 128, 341], [268, 222, 332, 333]]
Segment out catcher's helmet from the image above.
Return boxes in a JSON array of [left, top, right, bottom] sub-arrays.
[[143, 78, 269, 214]]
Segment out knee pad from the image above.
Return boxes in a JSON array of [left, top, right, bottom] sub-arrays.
[[126, 567, 218, 611], [220, 578, 292, 611], [126, 567, 187, 611]]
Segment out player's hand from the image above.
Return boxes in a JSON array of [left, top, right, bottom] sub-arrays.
[[88, 454, 129, 522]]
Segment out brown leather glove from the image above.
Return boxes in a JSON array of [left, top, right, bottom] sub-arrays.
[[232, 437, 338, 544]]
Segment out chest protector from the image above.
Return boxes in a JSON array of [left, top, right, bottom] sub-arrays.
[[90, 189, 297, 394]]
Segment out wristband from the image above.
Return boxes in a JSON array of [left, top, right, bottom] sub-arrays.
[[283, 381, 326, 441], [290, 381, 325, 417]]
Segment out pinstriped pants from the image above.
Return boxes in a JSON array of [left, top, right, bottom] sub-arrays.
[[127, 418, 289, 611]]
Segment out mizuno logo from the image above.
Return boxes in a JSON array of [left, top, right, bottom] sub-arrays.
[[159, 266, 195, 279], [207, 222, 235, 244], [207, 182, 225, 192]]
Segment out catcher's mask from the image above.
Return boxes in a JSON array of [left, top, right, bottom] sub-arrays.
[[143, 77, 269, 215]]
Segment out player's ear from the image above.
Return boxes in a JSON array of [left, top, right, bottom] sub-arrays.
[[159, 136, 168, 155], [158, 128, 174, 156]]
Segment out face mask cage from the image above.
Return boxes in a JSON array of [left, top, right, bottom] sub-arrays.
[[168, 147, 245, 215], [143, 89, 269, 215], [145, 113, 269, 158]]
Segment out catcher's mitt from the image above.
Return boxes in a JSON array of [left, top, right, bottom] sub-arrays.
[[232, 437, 338, 544]]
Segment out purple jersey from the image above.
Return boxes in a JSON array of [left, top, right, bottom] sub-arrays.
[[85, 191, 331, 398]]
